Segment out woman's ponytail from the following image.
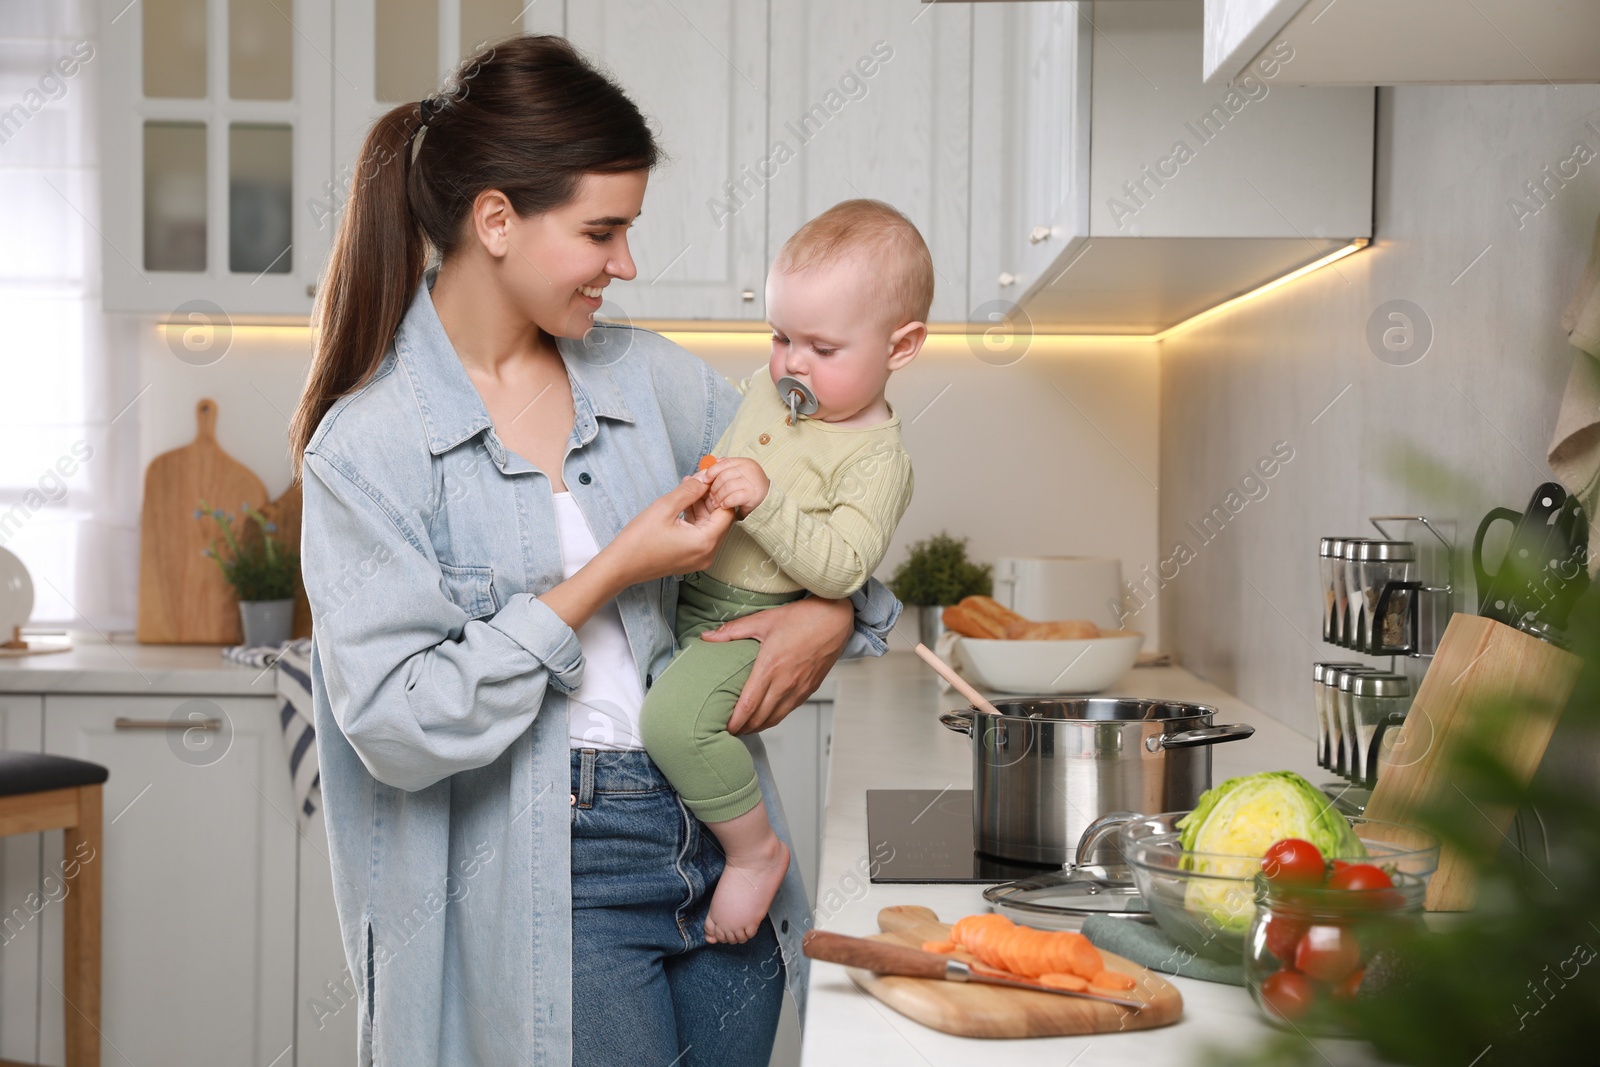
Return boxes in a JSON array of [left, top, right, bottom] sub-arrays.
[[288, 34, 659, 481], [288, 102, 428, 480]]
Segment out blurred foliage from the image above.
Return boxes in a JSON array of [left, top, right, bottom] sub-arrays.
[[197, 498, 300, 602], [1207, 591, 1600, 1066], [886, 531, 992, 607]]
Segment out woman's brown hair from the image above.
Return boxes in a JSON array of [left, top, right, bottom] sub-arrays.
[[287, 34, 659, 480]]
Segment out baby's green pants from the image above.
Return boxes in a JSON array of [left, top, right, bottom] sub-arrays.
[[639, 570, 806, 824]]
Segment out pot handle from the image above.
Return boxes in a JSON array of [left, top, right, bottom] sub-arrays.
[[939, 709, 975, 736], [1157, 723, 1256, 749], [1073, 811, 1143, 867]]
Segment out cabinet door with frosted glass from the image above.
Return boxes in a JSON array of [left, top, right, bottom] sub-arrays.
[[98, 0, 334, 315]]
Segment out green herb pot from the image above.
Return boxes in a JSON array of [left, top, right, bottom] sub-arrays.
[[239, 598, 294, 648]]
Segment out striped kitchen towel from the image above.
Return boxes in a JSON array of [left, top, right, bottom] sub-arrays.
[[223, 638, 320, 830]]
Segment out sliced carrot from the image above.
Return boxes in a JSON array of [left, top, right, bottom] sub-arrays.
[[1089, 969, 1136, 991], [698, 454, 718, 471], [1038, 972, 1088, 992], [1064, 935, 1105, 980], [920, 939, 957, 954]]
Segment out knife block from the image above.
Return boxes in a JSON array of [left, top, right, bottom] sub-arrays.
[[1363, 612, 1582, 911]]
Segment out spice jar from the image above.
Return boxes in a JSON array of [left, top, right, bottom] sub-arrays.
[[1335, 540, 1369, 648], [1330, 666, 1379, 780], [1349, 673, 1411, 787], [1354, 541, 1417, 654], [1313, 662, 1365, 770], [1319, 538, 1349, 643]]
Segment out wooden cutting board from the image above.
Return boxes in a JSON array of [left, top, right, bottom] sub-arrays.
[[1364, 612, 1582, 911], [837, 905, 1182, 1038], [254, 482, 312, 639], [137, 399, 269, 644]]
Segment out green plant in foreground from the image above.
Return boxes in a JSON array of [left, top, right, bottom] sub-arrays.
[[886, 531, 992, 607], [197, 499, 299, 602], [1207, 591, 1600, 1067]]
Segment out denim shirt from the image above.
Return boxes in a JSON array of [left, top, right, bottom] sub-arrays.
[[301, 267, 901, 1067]]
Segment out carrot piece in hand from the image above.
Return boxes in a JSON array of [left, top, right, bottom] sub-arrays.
[[1038, 972, 1088, 992], [697, 454, 718, 472]]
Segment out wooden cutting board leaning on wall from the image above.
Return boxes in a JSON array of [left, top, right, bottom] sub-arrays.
[[137, 399, 269, 644], [252, 483, 312, 639]]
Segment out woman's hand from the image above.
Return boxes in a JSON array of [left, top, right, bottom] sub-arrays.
[[542, 478, 731, 635], [699, 594, 854, 734], [602, 476, 735, 587]]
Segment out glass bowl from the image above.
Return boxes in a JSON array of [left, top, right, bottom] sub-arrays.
[[1117, 812, 1440, 963], [1245, 867, 1429, 1034]]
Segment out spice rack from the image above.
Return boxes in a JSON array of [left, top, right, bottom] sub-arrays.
[[1366, 515, 1455, 660]]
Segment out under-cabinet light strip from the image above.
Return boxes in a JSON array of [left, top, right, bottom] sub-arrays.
[[153, 239, 1369, 343]]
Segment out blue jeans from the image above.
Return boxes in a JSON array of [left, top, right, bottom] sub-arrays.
[[569, 748, 785, 1067]]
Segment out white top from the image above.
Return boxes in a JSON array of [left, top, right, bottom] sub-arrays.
[[550, 491, 648, 750]]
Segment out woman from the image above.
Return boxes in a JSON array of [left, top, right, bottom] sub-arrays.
[[287, 35, 900, 1067]]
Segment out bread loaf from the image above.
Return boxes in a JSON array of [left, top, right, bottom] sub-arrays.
[[1004, 619, 1100, 640], [941, 595, 1102, 641], [941, 595, 1025, 639]]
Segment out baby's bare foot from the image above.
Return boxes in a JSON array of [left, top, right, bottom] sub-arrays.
[[704, 835, 790, 945]]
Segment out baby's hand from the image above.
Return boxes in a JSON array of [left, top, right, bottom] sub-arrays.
[[697, 457, 770, 519]]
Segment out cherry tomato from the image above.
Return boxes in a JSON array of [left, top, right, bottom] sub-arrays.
[[1327, 863, 1393, 892], [1259, 968, 1314, 1021], [1330, 860, 1351, 874], [1264, 914, 1309, 963], [1332, 966, 1365, 1001], [1261, 839, 1327, 885], [1295, 924, 1363, 983]]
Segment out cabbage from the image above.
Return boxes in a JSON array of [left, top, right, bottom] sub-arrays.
[[1175, 771, 1366, 932]]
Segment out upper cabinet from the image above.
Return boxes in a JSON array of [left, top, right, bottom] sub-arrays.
[[766, 0, 973, 323], [562, 1, 772, 322], [99, 0, 333, 315], [971, 0, 1374, 334], [1204, 0, 1600, 86]]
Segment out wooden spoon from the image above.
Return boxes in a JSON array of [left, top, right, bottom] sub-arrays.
[[913, 642, 1004, 717]]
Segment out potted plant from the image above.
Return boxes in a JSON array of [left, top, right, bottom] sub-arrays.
[[197, 499, 300, 648], [886, 531, 993, 646]]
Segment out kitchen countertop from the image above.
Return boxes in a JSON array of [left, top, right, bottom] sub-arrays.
[[0, 632, 838, 702], [803, 651, 1381, 1066], [0, 633, 278, 695]]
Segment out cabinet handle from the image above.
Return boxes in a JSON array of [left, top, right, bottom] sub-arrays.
[[740, 289, 756, 302], [998, 272, 1017, 288], [115, 717, 222, 731], [1027, 225, 1051, 245]]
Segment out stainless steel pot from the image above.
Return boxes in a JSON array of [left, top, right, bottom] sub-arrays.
[[938, 697, 1255, 866]]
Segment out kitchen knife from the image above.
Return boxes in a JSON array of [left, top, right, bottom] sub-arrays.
[[801, 929, 1146, 1010], [1472, 482, 1590, 636]]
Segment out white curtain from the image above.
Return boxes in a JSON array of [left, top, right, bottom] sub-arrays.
[[0, 0, 142, 635]]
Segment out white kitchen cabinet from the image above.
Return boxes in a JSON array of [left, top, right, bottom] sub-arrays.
[[759, 698, 833, 908], [1204, 0, 1600, 87], [0, 695, 44, 1066], [34, 693, 297, 1067], [561, 1, 772, 322], [766, 0, 972, 323], [97, 0, 334, 315], [971, 0, 1373, 335]]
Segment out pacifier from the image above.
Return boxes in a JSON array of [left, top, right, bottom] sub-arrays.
[[776, 376, 818, 426]]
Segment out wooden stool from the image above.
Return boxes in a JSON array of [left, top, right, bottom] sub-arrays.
[[0, 753, 107, 1067]]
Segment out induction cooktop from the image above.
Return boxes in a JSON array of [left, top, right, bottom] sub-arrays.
[[865, 788, 1063, 884]]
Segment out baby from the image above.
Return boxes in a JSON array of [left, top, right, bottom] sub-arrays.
[[638, 199, 929, 944]]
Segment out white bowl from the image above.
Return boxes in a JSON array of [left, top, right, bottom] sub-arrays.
[[955, 630, 1144, 694]]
